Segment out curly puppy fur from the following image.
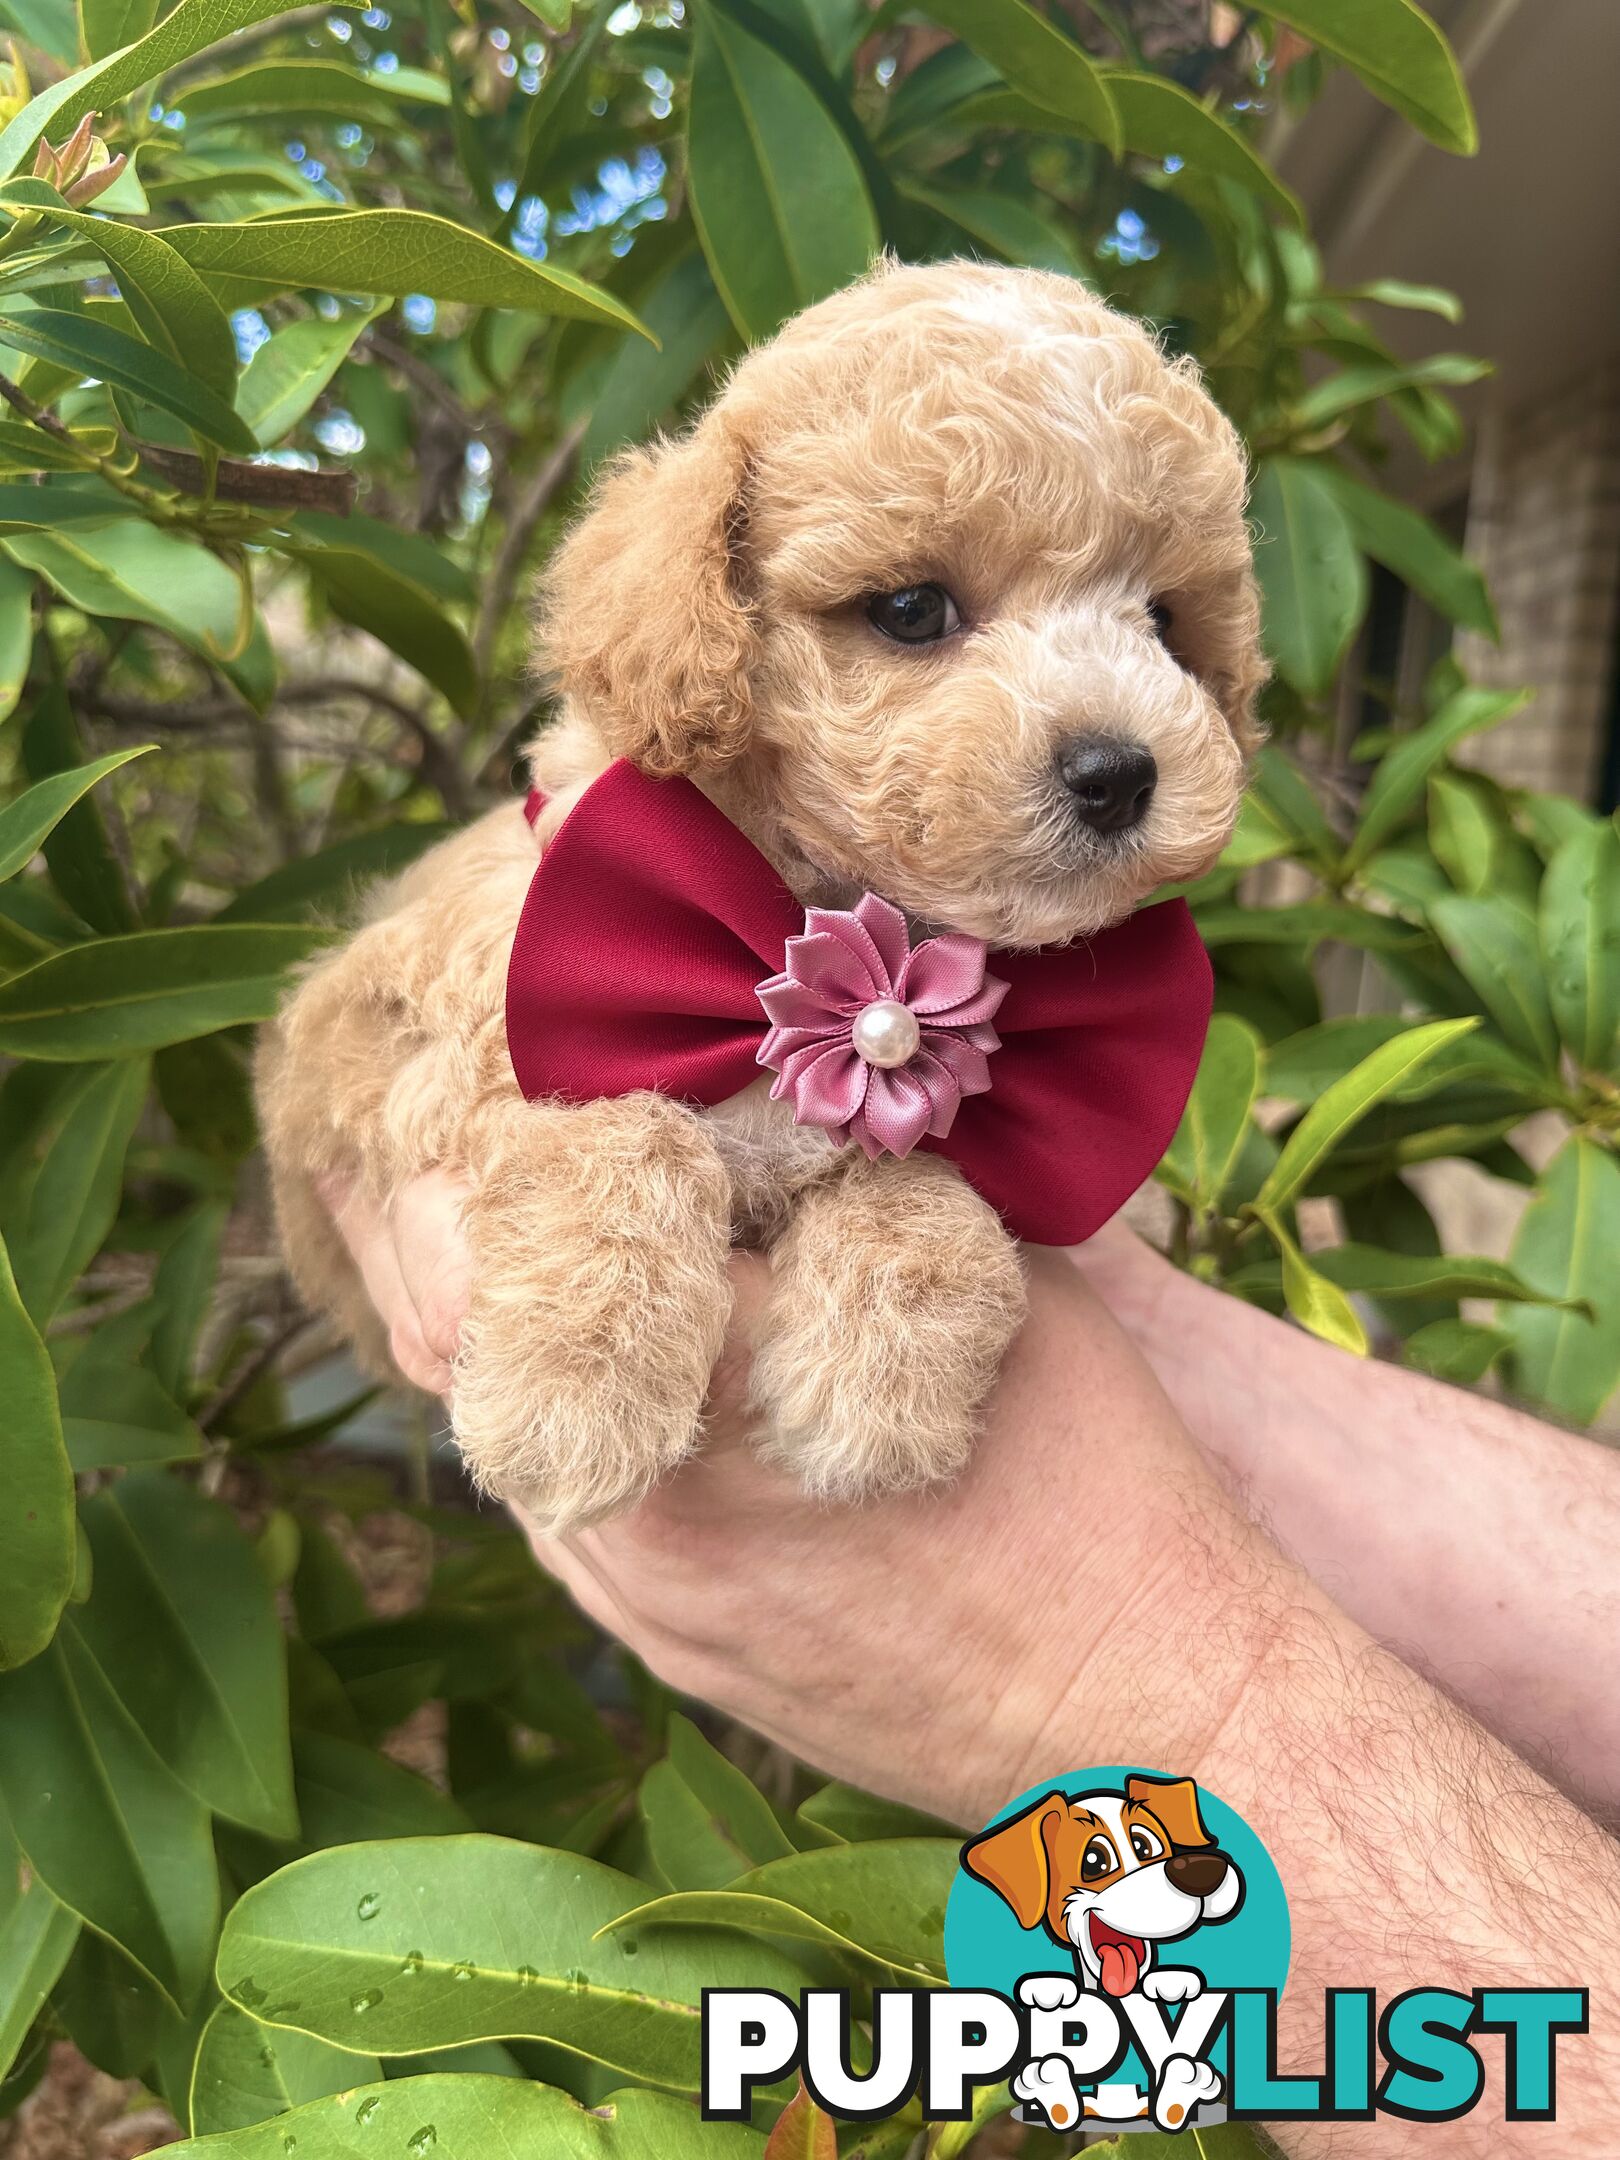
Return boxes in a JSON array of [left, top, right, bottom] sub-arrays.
[[258, 259, 1265, 1532]]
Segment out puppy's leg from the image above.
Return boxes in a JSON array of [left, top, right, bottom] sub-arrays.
[[752, 1153, 1026, 1499], [452, 1090, 733, 1531]]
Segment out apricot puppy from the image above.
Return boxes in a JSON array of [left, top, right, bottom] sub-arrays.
[[257, 259, 1264, 1533]]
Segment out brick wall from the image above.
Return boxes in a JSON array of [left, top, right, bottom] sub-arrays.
[[1455, 358, 1620, 800]]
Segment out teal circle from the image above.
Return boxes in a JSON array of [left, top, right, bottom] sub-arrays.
[[945, 1765, 1289, 2002]]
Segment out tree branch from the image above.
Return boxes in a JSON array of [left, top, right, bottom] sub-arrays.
[[473, 419, 585, 684]]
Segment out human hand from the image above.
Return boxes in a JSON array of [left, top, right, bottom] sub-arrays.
[[318, 1168, 474, 1398], [320, 1167, 1284, 1821]]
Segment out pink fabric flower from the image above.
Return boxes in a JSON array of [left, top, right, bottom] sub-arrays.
[[755, 893, 1008, 1159]]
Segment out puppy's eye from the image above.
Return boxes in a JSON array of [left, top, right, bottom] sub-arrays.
[[866, 583, 961, 644], [1147, 598, 1174, 644], [1130, 1828, 1164, 1863], [1081, 1836, 1117, 1881]]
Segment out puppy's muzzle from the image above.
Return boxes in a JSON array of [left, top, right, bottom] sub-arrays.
[[1059, 738, 1158, 834], [1165, 1848, 1232, 1898]]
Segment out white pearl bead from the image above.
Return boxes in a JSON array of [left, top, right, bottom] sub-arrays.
[[851, 997, 920, 1069]]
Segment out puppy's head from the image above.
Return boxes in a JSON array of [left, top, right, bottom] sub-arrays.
[[962, 1776, 1244, 1996], [544, 259, 1263, 946]]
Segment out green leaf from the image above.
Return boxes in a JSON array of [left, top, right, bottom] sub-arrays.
[[603, 1839, 956, 1985], [1106, 71, 1300, 220], [916, 0, 1120, 155], [0, 0, 382, 177], [281, 534, 476, 719], [190, 2002, 377, 2137], [1501, 1138, 1620, 1425], [74, 1471, 297, 1837], [0, 922, 337, 1059], [641, 1715, 795, 1889], [60, 1356, 204, 1471], [1292, 352, 1489, 431], [687, 3, 878, 344], [0, 1873, 78, 2084], [1430, 895, 1559, 1070], [9, 1056, 147, 1321], [4, 521, 249, 664], [1253, 1017, 1478, 1215], [149, 1198, 227, 1399], [1253, 1206, 1368, 1356], [1313, 464, 1495, 637], [177, 56, 450, 130], [1332, 278, 1461, 322], [289, 1731, 470, 1848], [583, 247, 734, 467], [0, 555, 33, 722], [159, 212, 649, 336], [20, 676, 136, 934], [215, 1835, 810, 2088], [1427, 769, 1496, 894], [1159, 1013, 1261, 1212], [236, 307, 377, 449], [0, 1234, 73, 1670], [1262, 1015, 1409, 1103], [0, 1619, 218, 2009], [0, 306, 254, 453], [150, 2074, 767, 2157], [216, 824, 453, 928], [1539, 819, 1620, 1072], [1310, 1243, 1567, 1306], [79, 0, 154, 60], [0, 194, 237, 404], [1247, 742, 1340, 870], [1260, 0, 1476, 154], [1344, 686, 1529, 870], [1250, 457, 1366, 696], [0, 746, 152, 884], [1402, 1319, 1510, 1384], [899, 177, 1081, 275]]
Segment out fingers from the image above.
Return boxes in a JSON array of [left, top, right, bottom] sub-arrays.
[[320, 1169, 468, 1397]]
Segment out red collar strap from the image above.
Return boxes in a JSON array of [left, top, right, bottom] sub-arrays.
[[505, 761, 1210, 1245]]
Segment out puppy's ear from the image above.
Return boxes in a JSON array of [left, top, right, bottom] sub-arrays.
[[961, 1793, 1066, 1930], [1127, 1774, 1213, 1851], [541, 416, 757, 776]]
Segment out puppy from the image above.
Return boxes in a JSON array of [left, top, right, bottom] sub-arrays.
[[964, 1776, 1243, 2132], [256, 260, 1263, 1530]]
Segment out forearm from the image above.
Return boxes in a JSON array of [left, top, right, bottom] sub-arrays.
[[1074, 1231, 1620, 1814], [1200, 1596, 1617, 2156]]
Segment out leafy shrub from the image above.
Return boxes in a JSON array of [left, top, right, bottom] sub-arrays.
[[0, 0, 1613, 2153]]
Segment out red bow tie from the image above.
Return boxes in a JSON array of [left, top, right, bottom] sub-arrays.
[[505, 761, 1212, 1246]]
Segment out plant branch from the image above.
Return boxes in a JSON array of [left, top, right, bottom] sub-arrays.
[[473, 418, 585, 684], [137, 444, 359, 514]]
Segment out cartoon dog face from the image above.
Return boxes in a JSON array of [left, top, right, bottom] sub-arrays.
[[543, 259, 1263, 950], [963, 1775, 1244, 1997]]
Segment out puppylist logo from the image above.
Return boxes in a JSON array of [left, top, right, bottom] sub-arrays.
[[701, 1767, 1589, 2132]]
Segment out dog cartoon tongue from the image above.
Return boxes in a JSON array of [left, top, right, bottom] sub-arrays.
[[1090, 1917, 1146, 1997]]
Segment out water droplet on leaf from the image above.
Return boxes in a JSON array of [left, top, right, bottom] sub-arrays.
[[407, 2127, 437, 2155], [356, 2097, 381, 2127], [357, 1893, 382, 1922], [350, 1989, 384, 2014]]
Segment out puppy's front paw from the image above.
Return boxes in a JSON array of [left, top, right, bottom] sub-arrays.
[[1012, 2055, 1083, 2132], [1017, 1973, 1082, 2013], [1141, 1968, 1203, 2004], [753, 1155, 1025, 1502], [1153, 2054, 1222, 2131], [451, 1093, 732, 1532]]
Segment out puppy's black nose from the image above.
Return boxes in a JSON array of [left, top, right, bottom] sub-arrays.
[[1060, 739, 1158, 832], [1166, 1849, 1229, 1898]]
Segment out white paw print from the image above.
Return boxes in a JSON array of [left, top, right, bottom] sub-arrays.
[[1017, 1972, 1082, 2012], [1154, 2053, 1223, 2131], [1141, 1967, 1204, 2004], [1013, 2054, 1083, 2132]]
